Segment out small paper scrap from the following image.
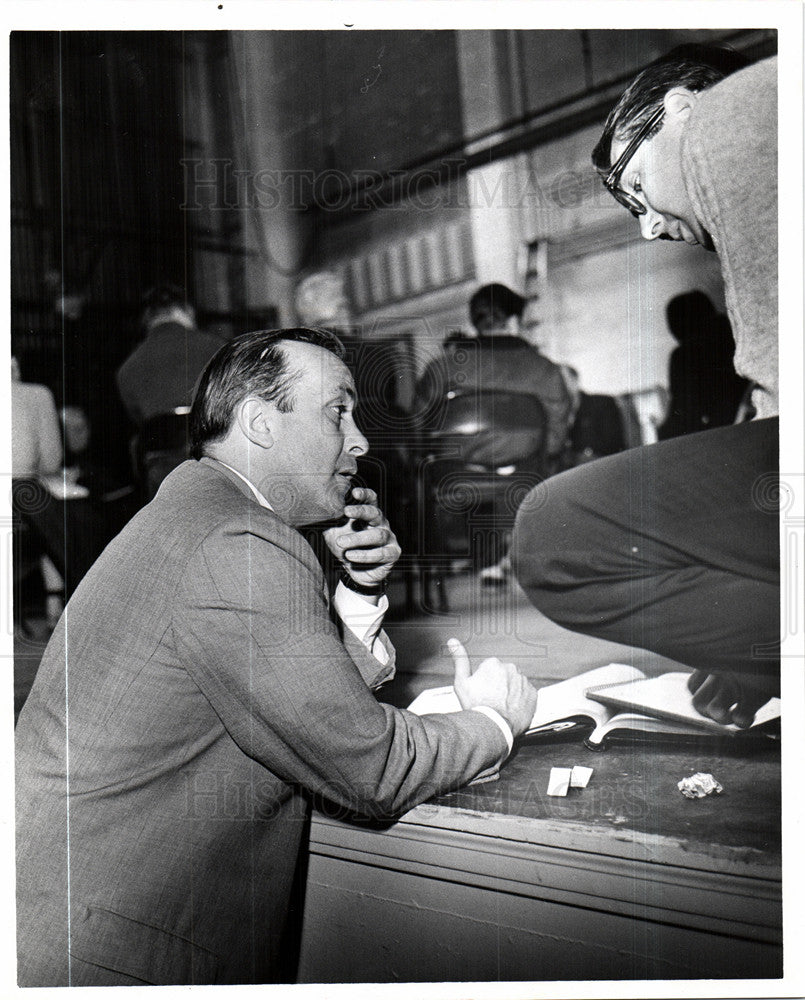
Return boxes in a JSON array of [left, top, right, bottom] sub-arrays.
[[570, 765, 593, 789], [677, 772, 723, 799], [547, 767, 572, 797]]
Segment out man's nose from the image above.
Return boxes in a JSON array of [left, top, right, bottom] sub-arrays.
[[346, 422, 369, 457], [639, 207, 665, 241]]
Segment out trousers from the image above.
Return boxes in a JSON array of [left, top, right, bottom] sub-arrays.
[[512, 418, 779, 675]]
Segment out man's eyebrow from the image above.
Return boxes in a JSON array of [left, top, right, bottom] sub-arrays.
[[323, 383, 356, 405]]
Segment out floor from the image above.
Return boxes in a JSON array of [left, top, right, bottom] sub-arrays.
[[378, 567, 681, 708]]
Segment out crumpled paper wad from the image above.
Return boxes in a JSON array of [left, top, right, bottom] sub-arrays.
[[678, 772, 723, 799]]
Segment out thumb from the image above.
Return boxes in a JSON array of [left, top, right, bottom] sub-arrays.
[[448, 638, 471, 684]]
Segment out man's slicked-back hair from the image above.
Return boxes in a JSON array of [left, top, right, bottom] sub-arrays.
[[189, 327, 345, 459], [591, 44, 751, 174]]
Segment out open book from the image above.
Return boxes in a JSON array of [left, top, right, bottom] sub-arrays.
[[406, 663, 781, 750]]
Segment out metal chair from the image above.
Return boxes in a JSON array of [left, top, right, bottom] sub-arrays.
[[417, 390, 548, 611]]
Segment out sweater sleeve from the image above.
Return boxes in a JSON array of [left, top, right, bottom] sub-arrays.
[[681, 57, 778, 417]]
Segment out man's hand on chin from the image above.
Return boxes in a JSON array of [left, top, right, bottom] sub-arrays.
[[687, 669, 780, 728], [323, 487, 401, 599]]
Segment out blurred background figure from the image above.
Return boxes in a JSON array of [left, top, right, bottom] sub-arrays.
[[417, 283, 573, 471], [11, 355, 62, 481], [415, 283, 572, 586], [11, 357, 99, 632], [294, 270, 353, 332], [60, 404, 91, 470], [116, 284, 225, 427], [60, 404, 139, 542], [658, 290, 751, 440], [467, 283, 573, 464], [563, 364, 632, 465], [116, 285, 225, 500]]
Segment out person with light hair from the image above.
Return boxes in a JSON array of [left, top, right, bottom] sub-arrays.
[[294, 270, 352, 330]]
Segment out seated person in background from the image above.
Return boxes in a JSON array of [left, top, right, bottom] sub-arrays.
[[563, 365, 665, 464], [415, 283, 573, 583], [117, 285, 226, 498], [466, 283, 572, 464], [658, 289, 751, 439], [11, 357, 98, 605], [513, 46, 779, 726], [116, 283, 225, 426], [11, 356, 62, 479], [60, 404, 139, 542], [16, 327, 537, 987]]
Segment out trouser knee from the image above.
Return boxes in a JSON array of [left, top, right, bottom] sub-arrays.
[[512, 473, 581, 623]]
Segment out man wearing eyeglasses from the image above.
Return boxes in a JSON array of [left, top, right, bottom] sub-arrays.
[[514, 46, 779, 729], [592, 45, 777, 420]]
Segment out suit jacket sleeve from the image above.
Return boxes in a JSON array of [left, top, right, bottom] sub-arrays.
[[172, 516, 506, 818]]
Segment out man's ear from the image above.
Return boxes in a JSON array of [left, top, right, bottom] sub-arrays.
[[235, 396, 275, 450], [663, 87, 698, 123]]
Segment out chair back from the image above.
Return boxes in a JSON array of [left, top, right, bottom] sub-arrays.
[[428, 390, 547, 469]]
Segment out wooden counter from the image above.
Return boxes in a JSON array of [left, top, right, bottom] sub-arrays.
[[297, 686, 782, 984]]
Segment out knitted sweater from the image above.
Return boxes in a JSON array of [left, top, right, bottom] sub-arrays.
[[681, 56, 778, 418]]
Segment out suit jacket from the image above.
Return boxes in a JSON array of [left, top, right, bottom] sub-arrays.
[[15, 458, 504, 986]]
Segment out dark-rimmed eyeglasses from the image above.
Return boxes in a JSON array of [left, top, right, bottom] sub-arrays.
[[602, 105, 665, 216]]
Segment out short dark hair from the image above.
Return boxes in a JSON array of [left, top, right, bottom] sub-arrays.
[[591, 44, 750, 174], [469, 283, 526, 324], [189, 327, 345, 459]]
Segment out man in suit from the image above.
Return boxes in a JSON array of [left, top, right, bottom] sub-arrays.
[[16, 327, 537, 986]]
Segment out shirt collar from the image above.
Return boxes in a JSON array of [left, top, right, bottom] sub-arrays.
[[213, 459, 273, 510]]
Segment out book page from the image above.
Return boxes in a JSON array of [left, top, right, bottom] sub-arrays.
[[531, 663, 645, 731], [407, 662, 647, 733], [587, 711, 713, 748], [406, 686, 461, 716], [587, 671, 782, 733]]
